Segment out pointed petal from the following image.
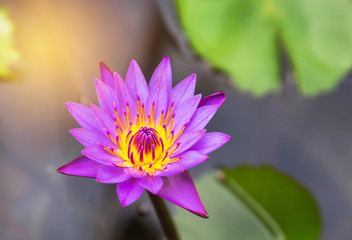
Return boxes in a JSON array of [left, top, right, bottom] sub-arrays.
[[157, 171, 208, 218], [138, 175, 163, 194], [172, 94, 201, 134], [82, 146, 123, 165], [186, 91, 225, 132], [116, 178, 144, 206], [171, 129, 206, 157], [198, 91, 225, 108], [125, 60, 148, 104], [189, 132, 231, 154], [66, 102, 101, 133], [114, 72, 137, 119], [171, 73, 196, 109], [186, 106, 218, 132], [96, 166, 131, 183], [100, 61, 115, 88], [90, 103, 117, 139], [69, 128, 115, 148], [146, 69, 168, 124], [155, 164, 184, 177], [94, 78, 118, 118], [149, 56, 172, 93], [57, 156, 103, 178], [175, 151, 208, 170]]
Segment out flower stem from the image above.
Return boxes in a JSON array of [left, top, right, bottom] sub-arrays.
[[148, 192, 179, 240]]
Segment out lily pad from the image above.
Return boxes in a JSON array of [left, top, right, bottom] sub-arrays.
[[174, 172, 272, 240], [176, 0, 352, 96], [222, 165, 321, 240], [174, 166, 321, 240]]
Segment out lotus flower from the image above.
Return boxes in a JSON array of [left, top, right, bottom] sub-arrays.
[[57, 57, 230, 217]]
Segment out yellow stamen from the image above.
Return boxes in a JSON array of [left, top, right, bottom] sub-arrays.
[[173, 124, 186, 143], [123, 113, 129, 128], [126, 103, 133, 124], [150, 102, 156, 127], [163, 103, 174, 125], [141, 104, 146, 125], [168, 143, 180, 155], [108, 134, 117, 145], [115, 110, 126, 131], [136, 114, 140, 126], [103, 146, 116, 156], [167, 116, 174, 135], [157, 110, 165, 128], [147, 115, 152, 127], [167, 157, 180, 164]]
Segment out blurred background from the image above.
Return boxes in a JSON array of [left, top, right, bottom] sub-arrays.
[[0, 0, 351, 239]]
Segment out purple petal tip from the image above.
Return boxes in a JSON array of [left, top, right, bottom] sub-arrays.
[[189, 73, 197, 79], [65, 101, 75, 108], [195, 211, 209, 218], [100, 61, 112, 72]]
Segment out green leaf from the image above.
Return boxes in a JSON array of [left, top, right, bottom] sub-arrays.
[[174, 172, 273, 240], [0, 8, 19, 79], [222, 165, 321, 240], [176, 0, 352, 96]]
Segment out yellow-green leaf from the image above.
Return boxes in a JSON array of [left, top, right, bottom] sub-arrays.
[[176, 0, 352, 96]]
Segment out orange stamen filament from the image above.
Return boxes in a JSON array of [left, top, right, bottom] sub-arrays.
[[150, 102, 156, 127], [126, 103, 133, 124], [114, 110, 126, 131], [157, 110, 165, 128], [163, 101, 174, 125]]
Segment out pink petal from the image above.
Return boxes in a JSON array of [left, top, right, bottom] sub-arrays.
[[65, 102, 101, 133], [69, 128, 115, 148], [149, 56, 172, 93], [157, 171, 208, 218], [186, 105, 219, 132], [116, 178, 145, 206], [94, 78, 118, 118], [90, 103, 117, 139], [82, 146, 123, 165], [171, 73, 196, 109], [124, 167, 148, 178], [170, 129, 206, 157], [113, 72, 137, 118], [185, 91, 225, 133], [125, 59, 148, 104], [175, 151, 208, 170], [146, 69, 168, 125], [198, 91, 225, 108], [189, 132, 231, 154], [138, 175, 163, 194], [96, 166, 131, 183], [57, 156, 103, 178], [100, 61, 115, 89], [172, 94, 201, 134], [155, 164, 184, 177]]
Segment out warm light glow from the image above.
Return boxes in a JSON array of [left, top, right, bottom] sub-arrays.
[[0, 7, 19, 78]]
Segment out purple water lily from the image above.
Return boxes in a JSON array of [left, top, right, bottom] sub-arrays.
[[57, 57, 230, 217]]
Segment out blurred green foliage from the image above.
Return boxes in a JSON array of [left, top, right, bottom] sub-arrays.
[[0, 7, 19, 79], [176, 0, 352, 96], [222, 165, 321, 240], [174, 166, 321, 240], [174, 172, 272, 240]]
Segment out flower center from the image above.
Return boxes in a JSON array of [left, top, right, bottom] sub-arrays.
[[100, 97, 187, 175], [129, 127, 163, 163]]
